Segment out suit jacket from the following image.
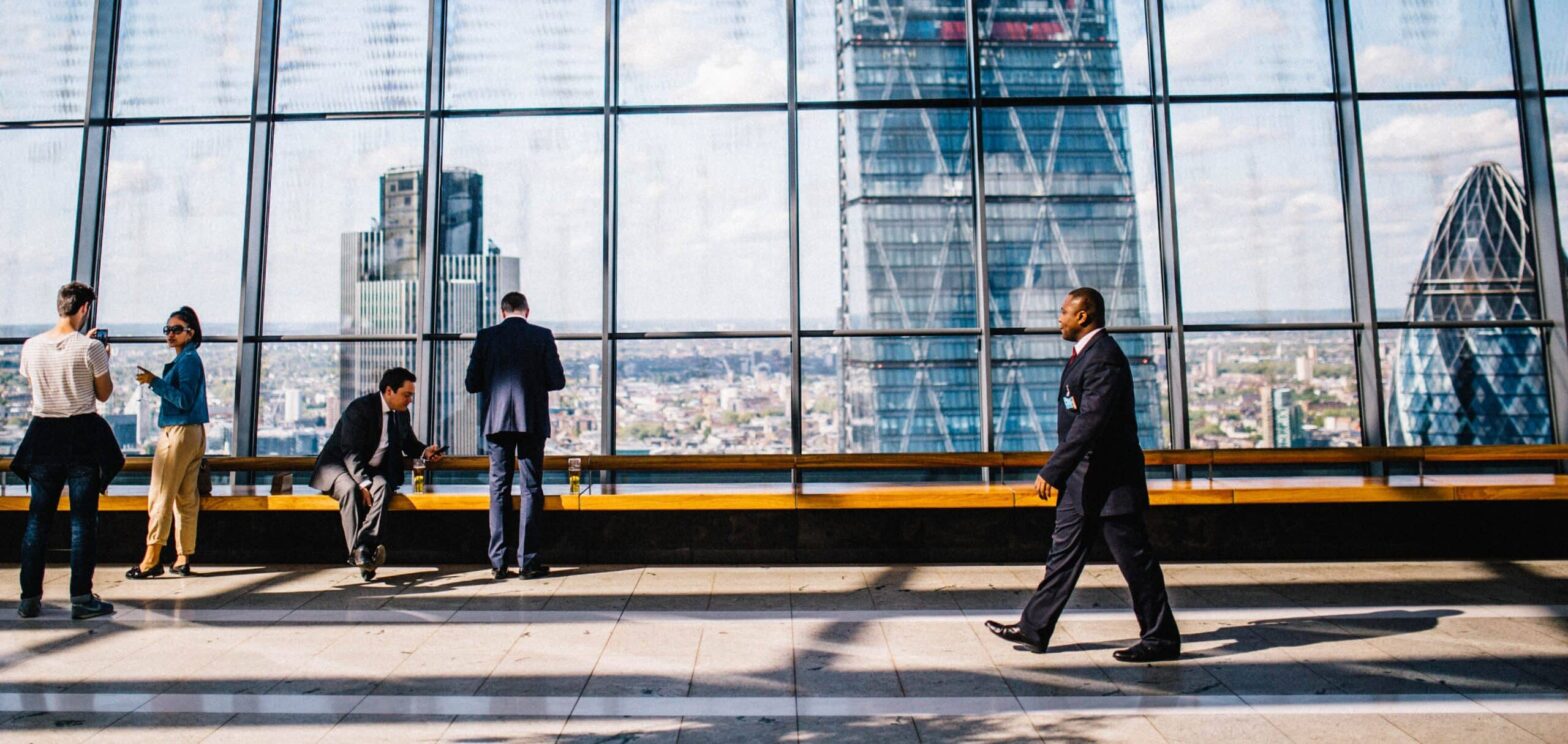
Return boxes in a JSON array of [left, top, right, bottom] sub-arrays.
[[1038, 331, 1149, 517], [465, 316, 566, 440], [310, 393, 427, 492]]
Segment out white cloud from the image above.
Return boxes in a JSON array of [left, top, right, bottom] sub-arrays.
[[1356, 44, 1453, 90], [1361, 107, 1520, 172], [1163, 0, 1285, 69], [619, 0, 784, 103], [1172, 114, 1272, 155]]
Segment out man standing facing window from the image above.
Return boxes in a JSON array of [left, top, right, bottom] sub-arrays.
[[466, 292, 566, 580]]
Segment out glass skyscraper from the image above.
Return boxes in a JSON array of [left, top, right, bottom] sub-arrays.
[[835, 0, 1160, 452], [341, 167, 519, 455], [1387, 162, 1552, 445]]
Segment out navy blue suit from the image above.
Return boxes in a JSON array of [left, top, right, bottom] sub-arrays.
[[1019, 331, 1179, 650], [465, 316, 565, 571]]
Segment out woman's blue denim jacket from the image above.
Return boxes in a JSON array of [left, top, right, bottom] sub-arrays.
[[148, 346, 210, 427]]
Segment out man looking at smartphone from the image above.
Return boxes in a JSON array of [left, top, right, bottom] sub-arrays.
[[10, 282, 121, 619], [308, 367, 445, 581]]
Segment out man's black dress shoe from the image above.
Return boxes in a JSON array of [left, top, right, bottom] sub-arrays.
[[984, 620, 1048, 653], [1112, 642, 1180, 663], [520, 563, 551, 580], [491, 567, 510, 580]]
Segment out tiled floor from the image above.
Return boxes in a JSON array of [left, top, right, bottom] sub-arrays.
[[1, 561, 1565, 742]]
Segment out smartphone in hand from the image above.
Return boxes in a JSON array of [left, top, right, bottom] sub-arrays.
[[91, 329, 109, 344]]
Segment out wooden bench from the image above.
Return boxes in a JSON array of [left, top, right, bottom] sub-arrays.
[[1, 445, 1564, 511]]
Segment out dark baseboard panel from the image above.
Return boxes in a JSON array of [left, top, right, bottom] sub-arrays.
[[2, 502, 1566, 566]]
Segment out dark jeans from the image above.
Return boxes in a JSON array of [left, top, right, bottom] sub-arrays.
[[19, 462, 100, 599], [1019, 508, 1180, 650], [486, 433, 546, 570]]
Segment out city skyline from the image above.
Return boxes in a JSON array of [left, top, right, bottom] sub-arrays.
[[3, 0, 1565, 457]]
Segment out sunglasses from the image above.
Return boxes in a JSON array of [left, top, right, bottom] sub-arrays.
[[163, 325, 192, 335]]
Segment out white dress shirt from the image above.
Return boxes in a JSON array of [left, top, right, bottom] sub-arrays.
[[363, 395, 393, 488], [1073, 327, 1104, 356]]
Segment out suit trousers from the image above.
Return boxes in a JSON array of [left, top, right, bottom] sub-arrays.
[[145, 424, 205, 555], [486, 433, 546, 570], [1019, 507, 1180, 649], [329, 472, 390, 560]]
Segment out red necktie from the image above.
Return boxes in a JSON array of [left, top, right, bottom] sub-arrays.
[[1069, 348, 1078, 364]]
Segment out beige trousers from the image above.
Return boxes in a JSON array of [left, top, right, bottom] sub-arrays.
[[146, 424, 205, 555]]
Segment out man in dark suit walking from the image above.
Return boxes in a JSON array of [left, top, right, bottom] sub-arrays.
[[986, 288, 1180, 662], [466, 292, 566, 580], [311, 367, 445, 581]]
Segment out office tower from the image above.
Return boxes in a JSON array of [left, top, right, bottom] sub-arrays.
[[1268, 387, 1304, 449], [340, 167, 519, 454], [835, 0, 1159, 452], [1386, 162, 1551, 445]]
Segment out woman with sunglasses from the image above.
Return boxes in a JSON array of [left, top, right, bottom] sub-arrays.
[[126, 307, 209, 578]]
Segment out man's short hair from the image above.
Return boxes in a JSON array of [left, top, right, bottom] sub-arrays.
[[57, 282, 96, 317], [1068, 287, 1106, 327], [379, 367, 417, 394], [501, 292, 528, 314]]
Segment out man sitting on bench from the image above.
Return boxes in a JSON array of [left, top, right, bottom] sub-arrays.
[[309, 367, 445, 581]]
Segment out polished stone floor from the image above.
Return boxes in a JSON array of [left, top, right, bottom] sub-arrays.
[[0, 560, 1565, 742]]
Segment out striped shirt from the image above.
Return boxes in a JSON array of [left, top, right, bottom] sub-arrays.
[[19, 331, 110, 418]]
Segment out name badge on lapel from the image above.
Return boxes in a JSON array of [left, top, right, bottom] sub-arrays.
[[1062, 385, 1078, 412]]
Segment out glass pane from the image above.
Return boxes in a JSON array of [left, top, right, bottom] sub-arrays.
[[618, 0, 785, 105], [444, 0, 604, 109], [1381, 327, 1551, 445], [256, 341, 414, 455], [797, 0, 968, 102], [1161, 0, 1331, 94], [0, 128, 81, 337], [983, 105, 1162, 329], [803, 335, 980, 453], [98, 124, 248, 337], [1541, 0, 1568, 90], [616, 338, 790, 454], [617, 113, 788, 331], [439, 116, 602, 334], [1, 345, 26, 454], [1171, 102, 1351, 323], [434, 340, 601, 456], [1350, 0, 1514, 92], [275, 0, 428, 114], [264, 119, 425, 335], [0, 0, 93, 121], [1360, 101, 1531, 322], [114, 0, 258, 117], [1185, 330, 1361, 448], [104, 342, 236, 455], [993, 332, 1167, 451], [800, 108, 976, 331], [977, 0, 1150, 97]]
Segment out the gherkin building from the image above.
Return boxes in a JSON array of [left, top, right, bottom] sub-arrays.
[[1386, 162, 1552, 445]]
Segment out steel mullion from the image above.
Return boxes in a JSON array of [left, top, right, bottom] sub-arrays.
[[1327, 0, 1386, 449], [1506, 0, 1568, 446], [71, 0, 119, 299], [412, 0, 448, 443], [1147, 0, 1189, 460], [787, 0, 803, 473], [234, 0, 282, 461], [966, 0, 994, 460], [601, 0, 618, 459]]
